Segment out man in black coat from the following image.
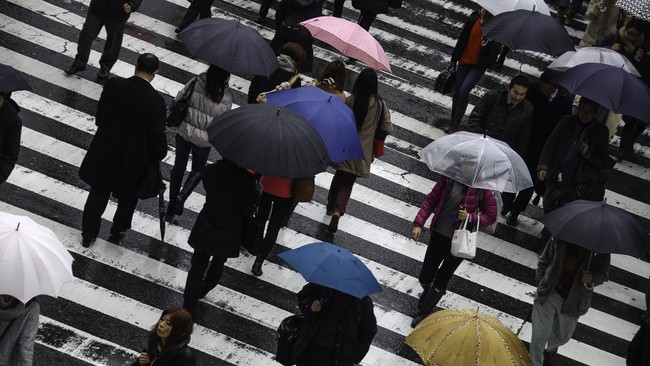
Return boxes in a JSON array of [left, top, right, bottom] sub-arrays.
[[78, 53, 167, 247], [64, 0, 143, 80], [0, 92, 22, 185], [175, 0, 215, 33]]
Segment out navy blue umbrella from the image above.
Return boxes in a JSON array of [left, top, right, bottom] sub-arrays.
[[279, 242, 382, 299], [552, 63, 650, 124], [0, 64, 32, 94], [178, 18, 279, 77], [266, 86, 364, 163], [540, 200, 648, 257]]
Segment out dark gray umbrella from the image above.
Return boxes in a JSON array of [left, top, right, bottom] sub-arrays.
[[540, 200, 648, 257], [0, 64, 32, 94], [552, 63, 650, 124], [481, 9, 575, 56], [207, 104, 330, 178], [177, 18, 279, 77]]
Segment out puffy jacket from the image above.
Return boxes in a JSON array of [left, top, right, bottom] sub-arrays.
[[175, 73, 233, 148], [413, 176, 497, 231]]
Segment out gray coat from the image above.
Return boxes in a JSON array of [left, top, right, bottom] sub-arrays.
[[0, 296, 39, 366], [535, 239, 610, 317], [174, 74, 233, 148]]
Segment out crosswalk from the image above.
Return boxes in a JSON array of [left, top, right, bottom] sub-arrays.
[[1, 0, 649, 365]]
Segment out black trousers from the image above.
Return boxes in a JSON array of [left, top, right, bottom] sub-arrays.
[[332, 0, 345, 17], [357, 12, 377, 31], [257, 0, 274, 17], [75, 9, 126, 71], [183, 250, 227, 308], [620, 117, 646, 153], [81, 187, 138, 239], [178, 0, 215, 31], [418, 230, 464, 291], [256, 192, 294, 258]]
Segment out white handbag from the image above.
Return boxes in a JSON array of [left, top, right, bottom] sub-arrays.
[[451, 213, 479, 259]]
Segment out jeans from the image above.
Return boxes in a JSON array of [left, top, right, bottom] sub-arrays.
[[453, 64, 485, 104], [170, 134, 211, 183]]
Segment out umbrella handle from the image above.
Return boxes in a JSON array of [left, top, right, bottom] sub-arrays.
[[583, 252, 595, 290]]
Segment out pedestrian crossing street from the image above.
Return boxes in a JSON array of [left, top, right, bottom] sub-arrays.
[[1, 0, 649, 365]]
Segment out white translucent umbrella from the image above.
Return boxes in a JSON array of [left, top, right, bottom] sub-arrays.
[[473, 0, 550, 16], [0, 211, 74, 303], [419, 132, 533, 193], [549, 47, 641, 76]]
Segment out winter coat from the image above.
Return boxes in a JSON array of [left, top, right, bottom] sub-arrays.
[[627, 318, 650, 366], [131, 337, 196, 366], [451, 12, 502, 70], [537, 114, 610, 186], [536, 239, 610, 317], [467, 89, 534, 157], [413, 175, 497, 231], [333, 95, 393, 178], [351, 0, 389, 15], [0, 98, 22, 184], [188, 160, 258, 258], [0, 296, 39, 366], [293, 283, 377, 365], [89, 0, 142, 22], [580, 0, 620, 47], [79, 76, 168, 198], [175, 73, 233, 148], [248, 68, 301, 104]]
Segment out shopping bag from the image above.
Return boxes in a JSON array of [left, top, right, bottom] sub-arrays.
[[450, 213, 479, 259]]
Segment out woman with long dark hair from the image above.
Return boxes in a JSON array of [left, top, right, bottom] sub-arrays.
[[166, 65, 232, 223], [325, 68, 393, 233], [132, 306, 195, 366]]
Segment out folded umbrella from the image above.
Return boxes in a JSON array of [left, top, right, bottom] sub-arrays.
[[278, 242, 382, 299], [0, 211, 74, 303], [300, 16, 391, 73], [552, 63, 650, 124], [207, 104, 329, 178], [540, 200, 648, 257], [266, 86, 364, 163], [419, 131, 533, 193], [549, 47, 641, 76], [0, 64, 32, 94], [472, 0, 550, 16], [178, 18, 279, 77]]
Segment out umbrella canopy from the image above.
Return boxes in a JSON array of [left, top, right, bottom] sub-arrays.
[[549, 47, 641, 76], [419, 131, 533, 193], [539, 200, 648, 256], [177, 18, 279, 77], [0, 64, 32, 94], [405, 309, 531, 366], [481, 10, 575, 56], [616, 0, 650, 22], [552, 63, 650, 124], [473, 0, 550, 16], [278, 242, 382, 299], [207, 104, 329, 178], [0, 212, 74, 303], [300, 16, 391, 73], [266, 86, 364, 163]]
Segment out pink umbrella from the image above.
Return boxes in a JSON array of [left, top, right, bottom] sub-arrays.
[[300, 16, 392, 73]]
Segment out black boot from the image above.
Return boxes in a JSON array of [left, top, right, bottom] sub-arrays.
[[417, 282, 431, 311], [175, 172, 202, 216], [165, 174, 182, 223], [251, 256, 265, 276], [448, 101, 468, 133], [442, 100, 458, 133], [411, 287, 446, 328]]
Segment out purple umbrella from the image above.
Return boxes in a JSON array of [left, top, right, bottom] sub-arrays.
[[552, 63, 650, 124]]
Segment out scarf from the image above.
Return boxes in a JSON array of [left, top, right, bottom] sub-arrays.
[[277, 54, 296, 73]]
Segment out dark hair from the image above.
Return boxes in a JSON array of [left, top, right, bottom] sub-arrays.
[[539, 70, 556, 83], [625, 18, 646, 34], [318, 61, 347, 93], [578, 97, 599, 110], [146, 307, 193, 356], [136, 53, 160, 74], [205, 64, 230, 103], [351, 68, 379, 130], [509, 74, 530, 89], [278, 42, 307, 73]]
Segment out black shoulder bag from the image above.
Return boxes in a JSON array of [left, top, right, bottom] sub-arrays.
[[166, 77, 198, 128]]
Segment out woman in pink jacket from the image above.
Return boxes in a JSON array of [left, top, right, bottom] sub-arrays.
[[410, 174, 497, 327]]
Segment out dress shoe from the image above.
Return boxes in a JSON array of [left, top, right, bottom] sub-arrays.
[[327, 213, 340, 233], [251, 256, 264, 277], [506, 213, 518, 226], [108, 231, 125, 243], [410, 314, 424, 328], [175, 27, 182, 34], [64, 62, 86, 75], [254, 14, 266, 25], [97, 68, 110, 80], [81, 236, 95, 248]]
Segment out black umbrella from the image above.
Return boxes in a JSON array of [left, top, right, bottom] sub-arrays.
[[0, 64, 32, 94], [207, 104, 330, 178], [540, 200, 648, 257], [481, 9, 575, 56], [158, 178, 167, 242], [177, 18, 279, 77]]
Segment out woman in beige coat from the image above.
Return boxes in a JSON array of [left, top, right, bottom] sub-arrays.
[[326, 68, 393, 233], [579, 0, 620, 47]]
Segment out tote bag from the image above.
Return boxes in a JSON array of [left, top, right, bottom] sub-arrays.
[[451, 213, 479, 259]]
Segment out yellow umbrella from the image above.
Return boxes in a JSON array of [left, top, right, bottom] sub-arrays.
[[405, 309, 531, 366]]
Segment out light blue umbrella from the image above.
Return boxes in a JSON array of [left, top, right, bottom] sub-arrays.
[[279, 242, 382, 299]]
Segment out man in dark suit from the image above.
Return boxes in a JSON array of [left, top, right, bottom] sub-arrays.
[[78, 53, 167, 247], [64, 0, 143, 80], [0, 92, 22, 185]]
